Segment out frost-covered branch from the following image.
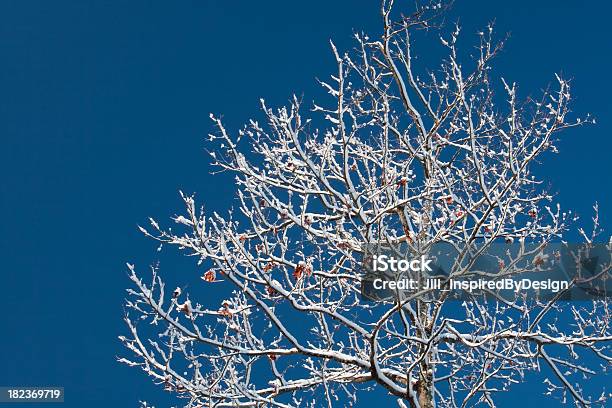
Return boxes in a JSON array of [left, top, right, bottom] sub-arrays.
[[121, 2, 609, 407]]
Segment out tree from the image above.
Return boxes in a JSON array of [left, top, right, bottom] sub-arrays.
[[120, 1, 611, 407]]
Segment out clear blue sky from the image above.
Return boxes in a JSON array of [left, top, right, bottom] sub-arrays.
[[0, 1, 610, 406]]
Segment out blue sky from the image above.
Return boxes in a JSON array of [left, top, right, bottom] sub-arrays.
[[0, 1, 610, 406]]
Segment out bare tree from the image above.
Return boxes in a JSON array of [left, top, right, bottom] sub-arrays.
[[120, 1, 611, 407]]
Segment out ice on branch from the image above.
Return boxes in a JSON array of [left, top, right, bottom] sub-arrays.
[[120, 1, 608, 407]]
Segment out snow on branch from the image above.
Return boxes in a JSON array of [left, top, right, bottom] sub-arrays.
[[121, 2, 608, 407]]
